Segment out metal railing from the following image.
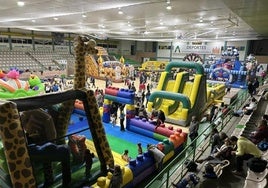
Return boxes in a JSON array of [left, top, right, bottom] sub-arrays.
[[144, 89, 249, 188]]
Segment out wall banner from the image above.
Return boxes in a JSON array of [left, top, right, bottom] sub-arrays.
[[172, 41, 222, 55]]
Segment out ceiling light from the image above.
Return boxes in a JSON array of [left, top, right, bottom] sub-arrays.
[[17, 1, 25, 7], [31, 20, 36, 23], [166, 5, 172, 10], [118, 7, 123, 15], [166, 0, 172, 10], [53, 17, 58, 21], [82, 14, 87, 18]]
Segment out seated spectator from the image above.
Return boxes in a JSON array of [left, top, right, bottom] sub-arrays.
[[230, 136, 262, 176], [121, 149, 131, 162], [210, 128, 221, 154], [243, 97, 257, 114], [219, 132, 228, 145], [221, 104, 230, 116], [250, 119, 268, 144], [262, 91, 268, 100], [233, 97, 257, 116], [196, 137, 234, 163]]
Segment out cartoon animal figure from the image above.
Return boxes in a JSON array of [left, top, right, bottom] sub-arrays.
[[28, 74, 44, 91]]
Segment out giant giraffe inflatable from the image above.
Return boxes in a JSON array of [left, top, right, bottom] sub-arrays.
[[0, 35, 114, 187]]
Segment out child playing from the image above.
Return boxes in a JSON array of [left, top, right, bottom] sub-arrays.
[[121, 149, 131, 162], [111, 114, 116, 127], [137, 143, 143, 155]]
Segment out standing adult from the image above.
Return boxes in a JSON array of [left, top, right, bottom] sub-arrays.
[[145, 90, 151, 108], [91, 77, 96, 88], [110, 102, 119, 121], [247, 81, 254, 97], [147, 83, 150, 91], [119, 107, 125, 131], [209, 103, 217, 123], [105, 77, 109, 88], [147, 144, 165, 171], [230, 136, 262, 176], [252, 77, 259, 94], [189, 116, 199, 146]]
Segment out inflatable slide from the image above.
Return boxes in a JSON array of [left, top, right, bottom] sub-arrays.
[[147, 62, 208, 126]]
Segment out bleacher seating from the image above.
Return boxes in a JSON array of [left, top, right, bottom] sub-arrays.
[[231, 91, 264, 138], [0, 51, 43, 72], [0, 50, 75, 74]]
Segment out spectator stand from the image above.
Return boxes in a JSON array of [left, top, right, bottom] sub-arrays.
[[144, 89, 264, 188], [231, 89, 265, 138]]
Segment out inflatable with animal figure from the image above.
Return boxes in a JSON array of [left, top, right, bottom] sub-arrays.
[[0, 69, 44, 99]]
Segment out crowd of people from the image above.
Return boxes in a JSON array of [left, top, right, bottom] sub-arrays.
[[91, 70, 268, 188], [68, 70, 267, 186], [191, 124, 266, 178], [192, 109, 268, 181]]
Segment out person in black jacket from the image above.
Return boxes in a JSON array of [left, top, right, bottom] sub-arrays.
[[253, 77, 259, 95], [189, 116, 200, 147], [247, 81, 254, 97], [155, 110, 166, 129]]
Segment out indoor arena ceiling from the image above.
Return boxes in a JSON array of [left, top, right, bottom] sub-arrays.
[[0, 0, 268, 41]]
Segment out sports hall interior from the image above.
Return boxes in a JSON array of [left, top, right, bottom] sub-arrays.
[[1, 1, 268, 188]]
